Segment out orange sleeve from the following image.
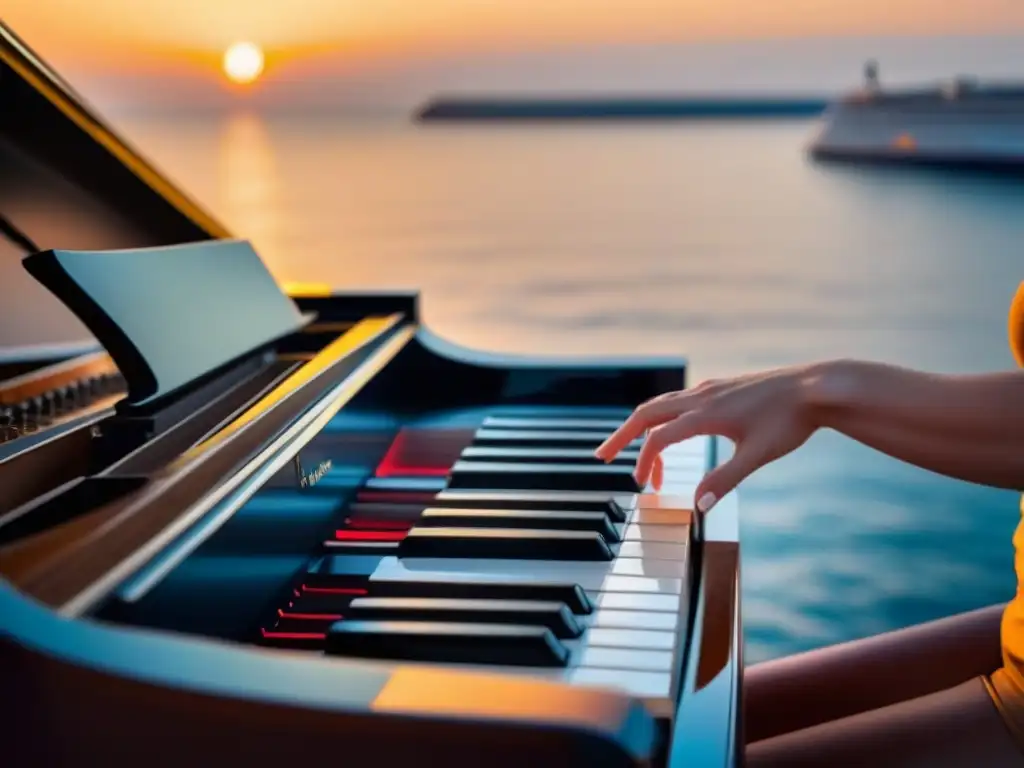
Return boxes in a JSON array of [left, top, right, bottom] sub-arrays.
[[1011, 281, 1024, 368]]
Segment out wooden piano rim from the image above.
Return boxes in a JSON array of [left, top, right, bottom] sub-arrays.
[[695, 541, 739, 690], [9, 314, 410, 611]]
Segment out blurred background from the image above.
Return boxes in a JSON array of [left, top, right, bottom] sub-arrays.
[[6, 0, 1023, 662]]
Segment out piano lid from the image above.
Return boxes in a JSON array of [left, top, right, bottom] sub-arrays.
[[0, 21, 232, 351]]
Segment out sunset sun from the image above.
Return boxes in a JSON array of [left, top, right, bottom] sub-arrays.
[[223, 42, 264, 85]]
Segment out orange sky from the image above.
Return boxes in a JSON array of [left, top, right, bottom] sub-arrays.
[[7, 0, 1024, 79]]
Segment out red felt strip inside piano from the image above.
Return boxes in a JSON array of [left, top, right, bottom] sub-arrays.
[[373, 428, 473, 478]]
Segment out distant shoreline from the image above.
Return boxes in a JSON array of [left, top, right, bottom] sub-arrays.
[[415, 95, 832, 122]]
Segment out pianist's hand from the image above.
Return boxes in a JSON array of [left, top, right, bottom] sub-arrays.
[[594, 366, 818, 514]]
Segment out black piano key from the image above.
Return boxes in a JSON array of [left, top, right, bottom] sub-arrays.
[[366, 575, 593, 614], [482, 417, 625, 431], [398, 526, 615, 561], [344, 597, 584, 639], [306, 554, 383, 581], [462, 445, 639, 465], [326, 620, 570, 667], [448, 460, 640, 493], [344, 505, 423, 528], [274, 615, 340, 633], [418, 507, 621, 542], [291, 591, 366, 614], [474, 429, 641, 449], [364, 476, 448, 493], [487, 406, 632, 419], [433, 490, 628, 523], [323, 540, 401, 554], [346, 502, 425, 522]]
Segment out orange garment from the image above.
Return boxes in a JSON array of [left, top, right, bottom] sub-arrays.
[[985, 280, 1024, 745]]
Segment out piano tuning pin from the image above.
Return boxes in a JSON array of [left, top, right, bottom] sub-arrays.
[[0, 408, 13, 442], [97, 372, 125, 394], [18, 396, 49, 429]]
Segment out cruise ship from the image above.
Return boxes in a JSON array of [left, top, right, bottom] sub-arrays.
[[809, 61, 1024, 170]]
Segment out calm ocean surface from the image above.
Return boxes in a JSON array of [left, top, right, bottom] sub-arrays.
[[114, 112, 1024, 663]]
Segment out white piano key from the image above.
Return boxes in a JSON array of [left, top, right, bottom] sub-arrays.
[[656, 467, 702, 478], [656, 482, 698, 498], [576, 647, 675, 672], [636, 494, 694, 511], [657, 476, 704, 489], [659, 468, 703, 480], [598, 575, 684, 594], [376, 556, 685, 584], [589, 609, 680, 632], [622, 524, 690, 543], [582, 627, 676, 651], [591, 592, 682, 613], [436, 490, 641, 512], [661, 449, 705, 461], [660, 456, 705, 470], [601, 555, 687, 577], [662, 437, 710, 456], [370, 557, 685, 595], [658, 460, 699, 471], [662, 454, 705, 465], [615, 541, 688, 560], [481, 417, 626, 431], [661, 448, 704, 461], [631, 508, 693, 526]]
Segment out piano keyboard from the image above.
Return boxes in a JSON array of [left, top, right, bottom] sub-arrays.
[[260, 410, 710, 722]]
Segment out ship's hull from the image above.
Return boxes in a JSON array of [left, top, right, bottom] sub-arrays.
[[808, 91, 1024, 171]]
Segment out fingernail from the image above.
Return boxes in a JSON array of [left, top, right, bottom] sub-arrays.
[[697, 492, 717, 513], [594, 443, 611, 461]]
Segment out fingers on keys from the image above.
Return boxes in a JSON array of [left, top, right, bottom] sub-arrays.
[[633, 412, 705, 487], [594, 393, 683, 462], [651, 454, 664, 491], [594, 391, 707, 490], [693, 435, 768, 513]]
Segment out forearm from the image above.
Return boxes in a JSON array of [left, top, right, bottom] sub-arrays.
[[803, 359, 1024, 490]]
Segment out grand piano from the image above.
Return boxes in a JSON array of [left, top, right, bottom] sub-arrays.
[[0, 21, 742, 767]]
